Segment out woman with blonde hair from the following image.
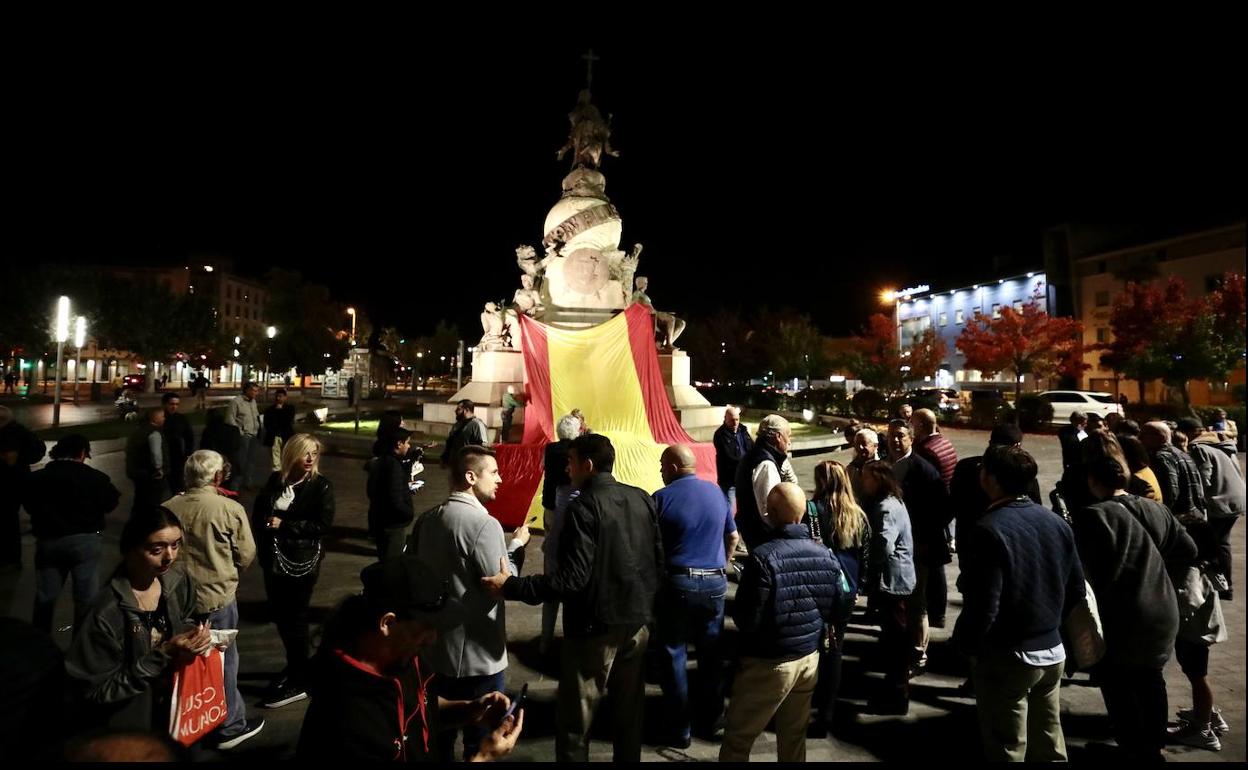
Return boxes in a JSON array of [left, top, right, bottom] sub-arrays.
[[252, 433, 336, 710], [804, 460, 871, 733]]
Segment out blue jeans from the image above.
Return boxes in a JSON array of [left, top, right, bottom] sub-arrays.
[[207, 601, 248, 738], [657, 572, 728, 740], [434, 670, 506, 761], [34, 533, 103, 634]]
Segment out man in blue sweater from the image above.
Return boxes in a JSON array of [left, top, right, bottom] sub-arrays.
[[720, 482, 843, 763], [953, 445, 1085, 762]]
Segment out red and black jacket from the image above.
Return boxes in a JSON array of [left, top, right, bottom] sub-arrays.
[[296, 650, 436, 762]]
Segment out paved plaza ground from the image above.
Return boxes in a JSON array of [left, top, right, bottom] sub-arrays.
[[1, 426, 1242, 762]]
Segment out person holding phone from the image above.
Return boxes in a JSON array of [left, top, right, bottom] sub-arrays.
[[297, 558, 523, 762]]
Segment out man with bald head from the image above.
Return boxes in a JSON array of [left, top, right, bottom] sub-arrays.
[[720, 482, 845, 763], [653, 444, 738, 747], [712, 406, 754, 511]]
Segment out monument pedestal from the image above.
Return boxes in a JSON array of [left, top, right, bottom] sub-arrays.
[[419, 350, 526, 443], [658, 351, 723, 442]]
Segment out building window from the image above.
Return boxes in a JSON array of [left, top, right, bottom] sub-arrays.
[[1095, 290, 1110, 307], [1097, 328, 1110, 343], [992, 304, 1002, 319], [919, 316, 932, 331], [1012, 300, 1024, 312], [955, 370, 965, 382], [939, 312, 948, 327], [955, 309, 965, 325], [972, 306, 981, 319]]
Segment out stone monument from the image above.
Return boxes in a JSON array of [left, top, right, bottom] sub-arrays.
[[421, 59, 720, 441]]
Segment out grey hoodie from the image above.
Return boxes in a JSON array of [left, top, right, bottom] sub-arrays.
[[1190, 438, 1246, 520]]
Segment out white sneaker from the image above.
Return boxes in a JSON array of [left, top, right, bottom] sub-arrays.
[[1177, 707, 1228, 735], [217, 717, 265, 750], [1168, 721, 1221, 751]]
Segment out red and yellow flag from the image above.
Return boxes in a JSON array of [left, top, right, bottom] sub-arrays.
[[487, 304, 716, 528]]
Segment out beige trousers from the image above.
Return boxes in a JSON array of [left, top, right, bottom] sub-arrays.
[[270, 437, 284, 472], [719, 650, 819, 762]]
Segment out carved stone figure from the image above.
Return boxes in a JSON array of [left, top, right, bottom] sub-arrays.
[[631, 276, 686, 349], [513, 274, 544, 318], [618, 243, 643, 301], [478, 302, 507, 351], [555, 89, 619, 170]]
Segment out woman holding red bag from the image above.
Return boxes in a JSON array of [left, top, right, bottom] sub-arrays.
[[66, 507, 213, 732]]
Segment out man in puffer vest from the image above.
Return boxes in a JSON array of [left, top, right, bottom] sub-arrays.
[[720, 482, 843, 763]]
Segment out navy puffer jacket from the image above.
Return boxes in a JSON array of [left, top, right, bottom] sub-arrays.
[[733, 523, 844, 659]]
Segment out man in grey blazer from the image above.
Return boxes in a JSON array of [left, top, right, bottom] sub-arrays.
[[409, 445, 514, 762]]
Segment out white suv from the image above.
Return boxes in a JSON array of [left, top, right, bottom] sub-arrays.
[[1038, 390, 1123, 423]]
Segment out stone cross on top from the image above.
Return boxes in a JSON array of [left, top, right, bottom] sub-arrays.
[[582, 48, 600, 88]]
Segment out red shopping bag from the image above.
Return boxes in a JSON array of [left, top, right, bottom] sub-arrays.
[[168, 649, 228, 746]]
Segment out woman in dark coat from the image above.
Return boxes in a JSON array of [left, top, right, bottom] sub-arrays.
[[252, 433, 335, 709]]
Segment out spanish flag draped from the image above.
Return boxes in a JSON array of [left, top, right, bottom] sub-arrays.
[[486, 304, 717, 528]]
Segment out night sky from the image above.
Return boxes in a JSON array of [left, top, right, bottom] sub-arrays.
[[10, 31, 1244, 339]]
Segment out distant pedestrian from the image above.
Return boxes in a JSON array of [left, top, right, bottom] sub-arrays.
[[1058, 411, 1088, 471], [897, 403, 913, 421], [734, 414, 797, 552], [22, 435, 120, 634], [366, 427, 416, 560], [847, 427, 880, 501], [124, 408, 170, 516], [262, 388, 296, 473], [200, 407, 241, 490], [161, 392, 194, 495], [3, 371, 16, 393], [500, 386, 523, 443], [195, 371, 210, 410], [712, 406, 754, 511], [224, 382, 261, 491]]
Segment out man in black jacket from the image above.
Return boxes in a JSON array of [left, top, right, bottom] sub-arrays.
[[1058, 411, 1088, 470], [367, 427, 415, 560], [0, 406, 47, 570], [482, 433, 663, 763], [124, 408, 169, 515], [262, 389, 296, 473], [720, 482, 841, 763], [22, 434, 121, 632], [161, 393, 194, 495], [712, 406, 753, 509]]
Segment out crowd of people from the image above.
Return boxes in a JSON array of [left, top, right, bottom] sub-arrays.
[[0, 387, 1243, 762]]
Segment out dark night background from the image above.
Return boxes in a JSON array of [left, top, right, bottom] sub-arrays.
[[9, 25, 1245, 338]]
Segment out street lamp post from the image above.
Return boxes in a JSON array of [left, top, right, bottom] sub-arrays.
[[73, 316, 86, 405], [413, 351, 423, 394], [52, 297, 70, 428], [347, 307, 357, 346], [264, 326, 277, 396]]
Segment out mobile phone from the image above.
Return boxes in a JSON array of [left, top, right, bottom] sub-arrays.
[[502, 683, 528, 722]]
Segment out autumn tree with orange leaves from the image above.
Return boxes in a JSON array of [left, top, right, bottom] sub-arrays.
[[844, 313, 947, 392], [956, 295, 1086, 398]]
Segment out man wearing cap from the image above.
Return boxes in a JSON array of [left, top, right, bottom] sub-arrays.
[[297, 558, 523, 762], [481, 433, 663, 763], [22, 434, 120, 633], [408, 444, 516, 762]]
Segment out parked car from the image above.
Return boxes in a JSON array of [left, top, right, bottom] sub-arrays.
[[906, 387, 961, 414], [122, 373, 147, 390], [1038, 390, 1123, 423]]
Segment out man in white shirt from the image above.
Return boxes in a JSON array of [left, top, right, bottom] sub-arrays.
[[224, 382, 261, 490], [733, 414, 797, 551]]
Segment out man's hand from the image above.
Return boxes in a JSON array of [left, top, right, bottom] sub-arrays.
[[480, 556, 513, 598], [511, 524, 531, 547], [468, 691, 510, 727], [471, 709, 524, 762]]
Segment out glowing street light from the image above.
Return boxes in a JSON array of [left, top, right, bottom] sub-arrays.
[[347, 307, 357, 345], [52, 297, 71, 427], [73, 316, 86, 405], [264, 327, 278, 394]]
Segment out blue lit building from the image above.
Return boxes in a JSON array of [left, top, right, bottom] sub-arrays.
[[894, 271, 1054, 390]]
